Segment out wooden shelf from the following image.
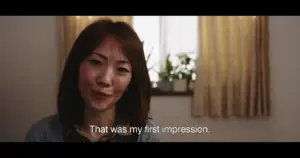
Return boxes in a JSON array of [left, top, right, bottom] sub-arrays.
[[151, 88, 193, 96]]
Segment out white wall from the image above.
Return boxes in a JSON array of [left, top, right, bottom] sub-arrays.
[[0, 16, 299, 142]]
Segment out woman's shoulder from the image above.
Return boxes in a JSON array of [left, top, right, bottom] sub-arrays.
[[24, 114, 63, 142], [137, 119, 160, 142]]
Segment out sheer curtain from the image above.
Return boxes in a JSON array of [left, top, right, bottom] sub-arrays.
[[132, 16, 198, 82], [132, 16, 160, 82], [161, 16, 198, 61]]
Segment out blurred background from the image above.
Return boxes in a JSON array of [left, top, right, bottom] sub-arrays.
[[0, 16, 300, 142]]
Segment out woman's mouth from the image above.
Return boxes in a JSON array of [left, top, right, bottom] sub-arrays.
[[92, 91, 112, 100]]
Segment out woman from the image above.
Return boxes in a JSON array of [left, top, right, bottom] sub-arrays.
[[25, 19, 159, 142]]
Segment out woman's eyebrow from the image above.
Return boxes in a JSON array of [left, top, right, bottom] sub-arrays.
[[117, 60, 129, 64], [92, 52, 129, 64], [92, 52, 108, 60]]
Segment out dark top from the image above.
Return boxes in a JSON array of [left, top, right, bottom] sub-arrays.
[[25, 114, 160, 142]]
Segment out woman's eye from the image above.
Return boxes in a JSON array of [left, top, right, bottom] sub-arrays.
[[89, 59, 101, 65], [118, 67, 129, 73]]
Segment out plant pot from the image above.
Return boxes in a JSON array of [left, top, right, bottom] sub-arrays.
[[173, 79, 187, 92], [157, 80, 173, 92]]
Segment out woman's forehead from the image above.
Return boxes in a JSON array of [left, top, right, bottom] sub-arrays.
[[93, 36, 128, 61]]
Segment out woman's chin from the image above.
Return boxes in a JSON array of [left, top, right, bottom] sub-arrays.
[[89, 101, 113, 112]]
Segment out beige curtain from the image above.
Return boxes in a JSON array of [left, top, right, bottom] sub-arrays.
[[57, 16, 132, 74], [192, 16, 270, 117]]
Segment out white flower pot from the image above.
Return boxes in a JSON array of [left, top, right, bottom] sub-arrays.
[[173, 79, 187, 92]]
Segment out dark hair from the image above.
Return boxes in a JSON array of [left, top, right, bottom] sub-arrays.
[[57, 19, 151, 137]]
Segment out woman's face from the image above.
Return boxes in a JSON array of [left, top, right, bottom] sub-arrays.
[[78, 36, 132, 112]]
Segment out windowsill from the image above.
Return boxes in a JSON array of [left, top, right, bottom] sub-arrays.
[[151, 88, 193, 97]]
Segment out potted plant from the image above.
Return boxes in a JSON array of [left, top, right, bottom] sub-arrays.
[[156, 54, 173, 92], [172, 52, 194, 92], [143, 41, 158, 88], [187, 59, 196, 91]]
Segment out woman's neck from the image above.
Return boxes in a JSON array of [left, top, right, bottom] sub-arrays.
[[82, 106, 116, 140]]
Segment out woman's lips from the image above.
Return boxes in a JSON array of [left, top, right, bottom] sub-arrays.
[[92, 91, 112, 100]]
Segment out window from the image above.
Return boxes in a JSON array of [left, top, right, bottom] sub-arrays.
[[132, 16, 198, 82]]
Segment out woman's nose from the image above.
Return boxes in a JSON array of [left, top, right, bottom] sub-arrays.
[[96, 67, 114, 87]]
